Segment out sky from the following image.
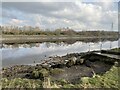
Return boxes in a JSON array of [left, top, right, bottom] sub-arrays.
[[1, 0, 119, 31]]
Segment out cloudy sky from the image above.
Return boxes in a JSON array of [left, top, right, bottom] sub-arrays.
[[1, 0, 119, 31]]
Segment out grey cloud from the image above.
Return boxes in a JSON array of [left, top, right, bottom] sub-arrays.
[[2, 2, 118, 31], [2, 2, 81, 24], [2, 2, 74, 18]]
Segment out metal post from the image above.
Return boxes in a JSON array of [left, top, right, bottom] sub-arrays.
[[89, 44, 90, 52], [110, 22, 113, 49], [100, 43, 102, 51]]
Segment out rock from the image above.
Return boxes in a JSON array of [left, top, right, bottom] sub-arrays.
[[114, 61, 118, 67], [31, 69, 49, 80], [41, 63, 50, 70], [80, 59, 84, 64], [71, 57, 77, 64], [66, 60, 74, 67], [65, 60, 69, 62], [51, 62, 65, 68], [76, 56, 85, 65], [65, 57, 77, 67], [64, 60, 69, 64]]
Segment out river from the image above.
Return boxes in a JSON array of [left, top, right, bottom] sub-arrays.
[[0, 39, 119, 67]]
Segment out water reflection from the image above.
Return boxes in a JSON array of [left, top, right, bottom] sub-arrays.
[[1, 37, 119, 49], [1, 39, 119, 67]]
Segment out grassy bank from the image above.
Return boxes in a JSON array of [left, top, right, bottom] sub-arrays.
[[1, 65, 119, 89], [111, 48, 120, 52], [1, 48, 120, 89]]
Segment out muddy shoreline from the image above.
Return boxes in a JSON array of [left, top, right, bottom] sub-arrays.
[[1, 49, 119, 83]]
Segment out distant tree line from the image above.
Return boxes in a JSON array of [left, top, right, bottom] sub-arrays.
[[0, 26, 119, 37]]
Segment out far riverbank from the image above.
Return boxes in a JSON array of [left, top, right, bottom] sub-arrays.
[[1, 35, 119, 44]]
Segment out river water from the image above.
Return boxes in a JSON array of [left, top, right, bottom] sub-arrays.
[[0, 39, 119, 67]]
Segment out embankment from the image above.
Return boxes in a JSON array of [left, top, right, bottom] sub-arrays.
[[1, 35, 119, 44]]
